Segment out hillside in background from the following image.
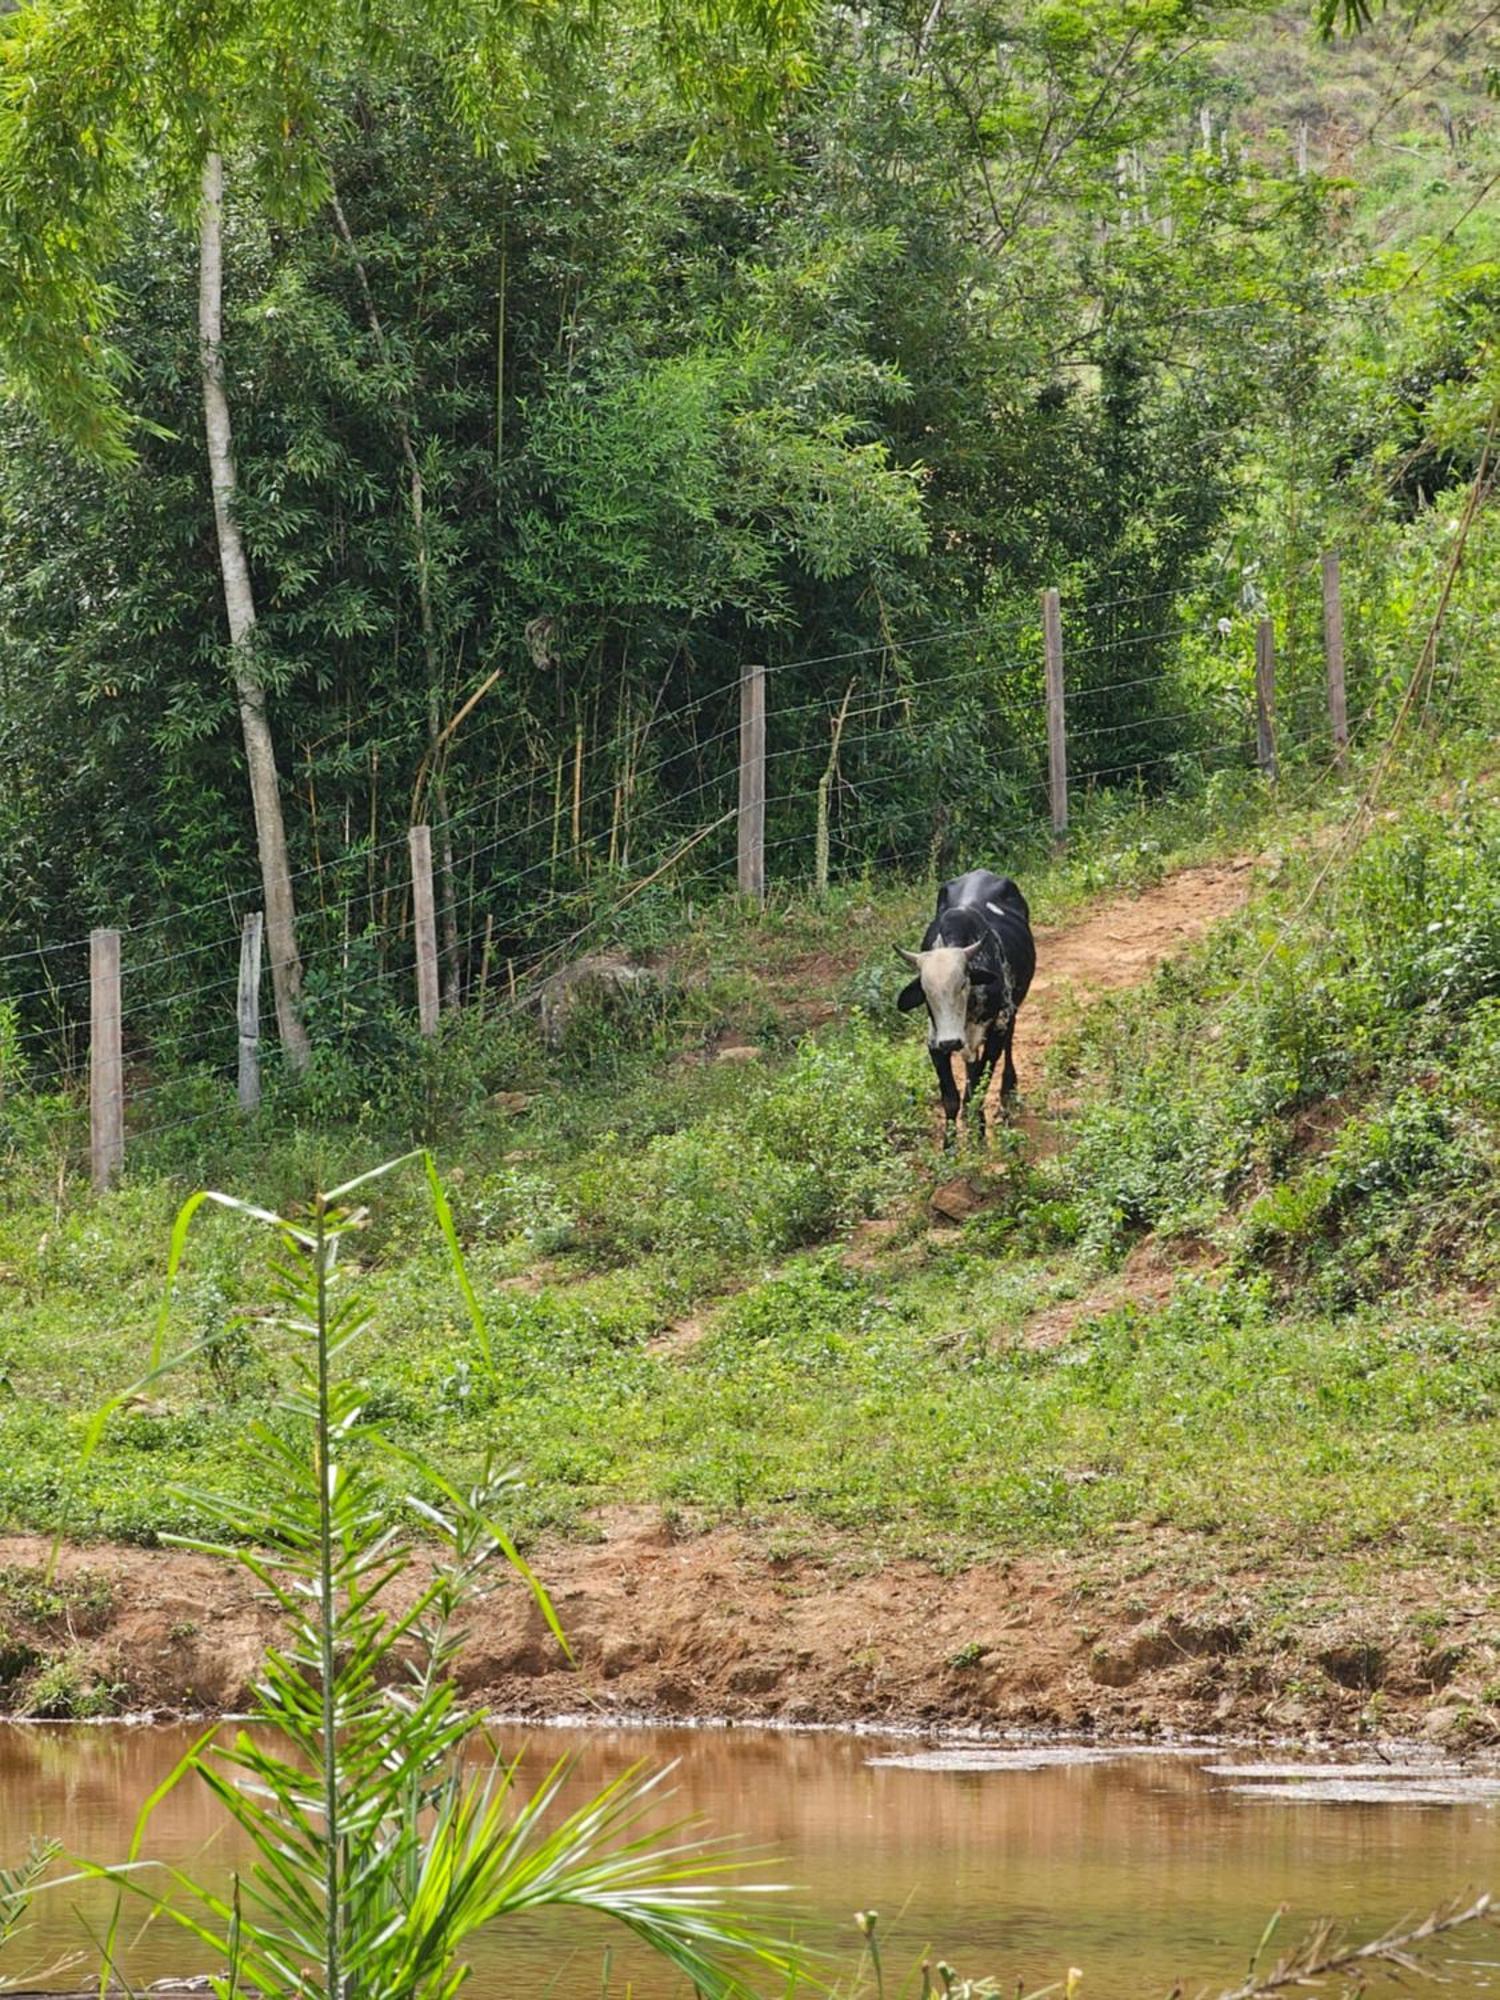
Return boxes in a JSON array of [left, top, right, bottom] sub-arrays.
[[1220, 4, 1497, 157]]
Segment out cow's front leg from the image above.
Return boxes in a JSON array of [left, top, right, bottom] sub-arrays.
[[930, 1046, 962, 1150], [963, 1057, 986, 1143]]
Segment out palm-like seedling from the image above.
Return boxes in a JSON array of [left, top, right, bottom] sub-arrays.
[[85, 1152, 802, 2000]]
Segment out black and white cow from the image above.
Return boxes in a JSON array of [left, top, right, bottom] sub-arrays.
[[896, 869, 1036, 1145]]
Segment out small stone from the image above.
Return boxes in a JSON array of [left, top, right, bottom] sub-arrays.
[[1423, 1703, 1500, 1749], [487, 1090, 534, 1116], [930, 1179, 984, 1223], [536, 954, 660, 1048], [123, 1396, 173, 1419], [727, 1660, 784, 1695]]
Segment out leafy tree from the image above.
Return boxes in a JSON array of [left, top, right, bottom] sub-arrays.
[[7, 0, 1490, 1092], [0, 0, 816, 1058]]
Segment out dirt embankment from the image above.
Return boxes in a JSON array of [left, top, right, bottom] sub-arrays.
[[3, 1517, 1496, 1747], [14, 858, 1491, 1748]]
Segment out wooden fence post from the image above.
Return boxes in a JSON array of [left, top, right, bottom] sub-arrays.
[[237, 910, 264, 1112], [476, 913, 494, 1018], [1322, 551, 1349, 770], [89, 927, 123, 1193], [409, 824, 440, 1037], [737, 662, 766, 905], [1042, 587, 1068, 838], [1255, 618, 1279, 781]]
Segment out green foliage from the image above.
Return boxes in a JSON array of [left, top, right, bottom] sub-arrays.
[[1055, 799, 1500, 1290], [84, 1156, 803, 1999], [573, 1023, 924, 1294], [17, 1650, 121, 1721], [513, 342, 927, 624], [0, 0, 817, 455], [0, 1836, 63, 1982], [0, 1564, 113, 1628], [13, 0, 1480, 1070]]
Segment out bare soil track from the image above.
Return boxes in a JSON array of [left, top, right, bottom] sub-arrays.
[[999, 856, 1254, 1106], [15, 857, 1491, 1745]]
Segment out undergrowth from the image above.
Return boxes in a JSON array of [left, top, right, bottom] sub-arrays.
[[1054, 791, 1500, 1300], [0, 764, 1495, 1578]]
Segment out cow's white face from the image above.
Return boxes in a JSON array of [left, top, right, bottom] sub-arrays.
[[899, 943, 980, 1053]]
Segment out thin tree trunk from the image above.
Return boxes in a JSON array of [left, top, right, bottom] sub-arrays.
[[329, 189, 462, 1009], [199, 152, 310, 1070]]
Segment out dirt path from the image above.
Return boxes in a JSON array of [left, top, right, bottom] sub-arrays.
[[1029, 858, 1253, 1035], [989, 857, 1256, 1116]]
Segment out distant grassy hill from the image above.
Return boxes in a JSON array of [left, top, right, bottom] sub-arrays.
[[1209, 2, 1499, 256]]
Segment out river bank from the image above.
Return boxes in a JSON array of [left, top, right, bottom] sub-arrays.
[[4, 1514, 1497, 1748]]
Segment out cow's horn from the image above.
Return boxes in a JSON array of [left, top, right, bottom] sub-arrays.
[[962, 940, 983, 959], [895, 947, 922, 969]]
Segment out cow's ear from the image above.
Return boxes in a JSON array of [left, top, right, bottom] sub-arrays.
[[896, 978, 924, 1013], [969, 965, 1004, 990]]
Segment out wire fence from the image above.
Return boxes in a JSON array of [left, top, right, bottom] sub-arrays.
[[1, 548, 1487, 1179]]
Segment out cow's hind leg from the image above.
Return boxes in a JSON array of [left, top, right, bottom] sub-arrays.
[[965, 1024, 1005, 1144], [999, 1016, 1020, 1105], [930, 1046, 962, 1151]]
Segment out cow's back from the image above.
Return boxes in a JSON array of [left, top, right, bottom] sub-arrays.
[[938, 869, 1030, 924], [929, 868, 1035, 1009]]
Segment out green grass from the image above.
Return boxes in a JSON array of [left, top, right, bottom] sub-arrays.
[[0, 758, 1496, 1581]]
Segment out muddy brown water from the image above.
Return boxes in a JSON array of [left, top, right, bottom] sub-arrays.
[[4, 1722, 1499, 1997]]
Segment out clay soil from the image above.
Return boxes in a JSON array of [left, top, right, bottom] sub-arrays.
[[11, 857, 1491, 1748], [3, 1517, 1495, 1747]]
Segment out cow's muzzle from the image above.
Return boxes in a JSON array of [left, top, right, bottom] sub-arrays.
[[933, 1036, 963, 1056]]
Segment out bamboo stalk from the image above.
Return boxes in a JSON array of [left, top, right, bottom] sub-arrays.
[[477, 914, 494, 1018], [815, 681, 856, 895], [368, 746, 380, 966], [571, 719, 584, 854], [550, 751, 565, 886], [495, 211, 507, 499]]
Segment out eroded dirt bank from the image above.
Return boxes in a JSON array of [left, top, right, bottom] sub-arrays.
[[4, 1517, 1497, 1748]]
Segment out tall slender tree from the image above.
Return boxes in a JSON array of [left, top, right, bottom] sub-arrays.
[[199, 150, 309, 1065]]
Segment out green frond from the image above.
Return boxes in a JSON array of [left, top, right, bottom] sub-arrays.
[[75, 1156, 804, 2000]]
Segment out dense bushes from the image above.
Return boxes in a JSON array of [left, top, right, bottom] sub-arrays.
[[573, 1025, 925, 1295], [16, 0, 1495, 1077], [1055, 799, 1500, 1292]]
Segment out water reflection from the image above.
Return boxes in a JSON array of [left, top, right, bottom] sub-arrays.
[[2, 1721, 1497, 1996]]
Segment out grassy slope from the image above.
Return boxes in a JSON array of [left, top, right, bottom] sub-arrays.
[[0, 776, 1269, 1538], [1, 736, 1495, 1618]]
